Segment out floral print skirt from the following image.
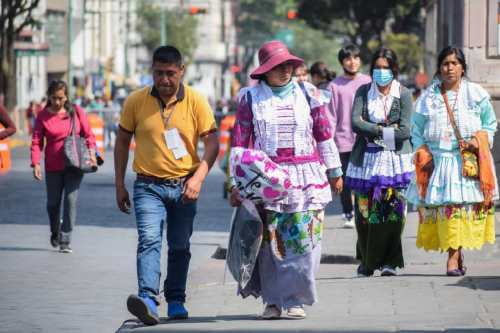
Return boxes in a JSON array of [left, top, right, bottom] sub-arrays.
[[239, 209, 324, 309], [354, 188, 406, 274], [417, 204, 495, 251]]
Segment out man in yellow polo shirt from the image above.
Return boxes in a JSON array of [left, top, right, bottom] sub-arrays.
[[114, 45, 218, 325]]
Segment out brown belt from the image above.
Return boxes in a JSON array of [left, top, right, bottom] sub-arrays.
[[136, 173, 188, 186]]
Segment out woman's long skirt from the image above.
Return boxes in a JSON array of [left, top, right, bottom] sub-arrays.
[[240, 209, 324, 309], [354, 188, 406, 275]]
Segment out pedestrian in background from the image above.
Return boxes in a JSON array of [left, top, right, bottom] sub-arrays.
[[293, 63, 309, 83], [309, 61, 336, 89], [345, 48, 414, 277], [405, 46, 497, 276], [230, 40, 343, 319], [328, 45, 372, 228], [114, 45, 218, 325], [0, 101, 16, 139], [25, 100, 41, 135], [30, 80, 97, 253]]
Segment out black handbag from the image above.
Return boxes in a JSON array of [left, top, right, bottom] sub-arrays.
[[63, 108, 97, 173]]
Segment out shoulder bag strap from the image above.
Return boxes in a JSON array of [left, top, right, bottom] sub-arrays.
[[72, 105, 84, 138], [68, 109, 76, 138], [298, 82, 312, 108], [440, 87, 464, 143]]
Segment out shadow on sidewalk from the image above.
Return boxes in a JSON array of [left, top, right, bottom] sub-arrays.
[[0, 246, 53, 252], [448, 276, 500, 291], [117, 317, 500, 333]]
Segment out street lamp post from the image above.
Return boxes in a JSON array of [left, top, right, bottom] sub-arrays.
[[67, 0, 73, 98], [160, 9, 166, 46]]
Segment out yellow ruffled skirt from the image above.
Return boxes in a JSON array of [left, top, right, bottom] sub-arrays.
[[416, 204, 496, 251]]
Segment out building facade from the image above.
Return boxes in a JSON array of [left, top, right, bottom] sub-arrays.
[[180, 0, 237, 104], [424, 0, 500, 114]]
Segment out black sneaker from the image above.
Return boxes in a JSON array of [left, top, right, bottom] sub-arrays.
[[50, 233, 59, 248], [59, 243, 73, 253], [356, 264, 373, 277]]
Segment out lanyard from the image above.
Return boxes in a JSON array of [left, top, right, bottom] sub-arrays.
[[156, 97, 178, 130], [382, 95, 391, 123]]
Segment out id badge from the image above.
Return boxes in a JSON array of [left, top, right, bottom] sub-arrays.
[[382, 127, 396, 151], [164, 128, 188, 159], [172, 146, 188, 159], [164, 128, 181, 149], [439, 129, 453, 150]]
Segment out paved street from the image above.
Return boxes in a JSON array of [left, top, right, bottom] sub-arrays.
[[1, 146, 500, 333]]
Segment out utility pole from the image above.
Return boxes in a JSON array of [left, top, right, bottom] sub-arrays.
[[67, 0, 73, 98], [124, 0, 130, 77], [160, 9, 166, 46]]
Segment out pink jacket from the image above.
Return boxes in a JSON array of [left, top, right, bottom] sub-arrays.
[[31, 105, 96, 172]]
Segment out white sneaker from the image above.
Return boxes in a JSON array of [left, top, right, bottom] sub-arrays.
[[261, 304, 281, 319], [287, 306, 306, 319], [343, 219, 355, 229]]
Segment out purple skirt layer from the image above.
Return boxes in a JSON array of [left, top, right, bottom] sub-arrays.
[[346, 172, 413, 194]]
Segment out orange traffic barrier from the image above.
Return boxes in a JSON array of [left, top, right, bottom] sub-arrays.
[[0, 124, 12, 174], [87, 113, 104, 155], [218, 114, 236, 160]]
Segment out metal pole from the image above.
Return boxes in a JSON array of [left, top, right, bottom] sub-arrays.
[[124, 0, 130, 77], [160, 9, 166, 46], [67, 0, 73, 98]]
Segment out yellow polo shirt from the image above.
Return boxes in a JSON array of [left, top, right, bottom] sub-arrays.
[[120, 84, 217, 178]]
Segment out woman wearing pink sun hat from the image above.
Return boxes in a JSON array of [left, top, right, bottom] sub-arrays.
[[229, 40, 343, 319]]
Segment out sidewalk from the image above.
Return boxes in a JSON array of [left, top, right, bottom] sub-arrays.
[[116, 210, 500, 332]]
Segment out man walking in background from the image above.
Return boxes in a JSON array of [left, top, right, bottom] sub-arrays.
[[114, 45, 218, 325], [328, 45, 371, 228]]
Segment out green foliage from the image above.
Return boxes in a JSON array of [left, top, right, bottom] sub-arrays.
[[382, 33, 423, 77], [0, 0, 41, 109], [297, 0, 424, 73], [288, 22, 341, 71], [235, 0, 340, 77], [136, 1, 199, 64]]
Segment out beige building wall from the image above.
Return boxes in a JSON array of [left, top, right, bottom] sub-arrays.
[[424, 0, 500, 115]]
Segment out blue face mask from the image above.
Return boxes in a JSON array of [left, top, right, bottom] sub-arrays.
[[372, 69, 393, 86]]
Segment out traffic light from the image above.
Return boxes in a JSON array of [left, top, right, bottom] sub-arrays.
[[287, 10, 298, 20], [188, 6, 207, 15], [230, 65, 241, 73]]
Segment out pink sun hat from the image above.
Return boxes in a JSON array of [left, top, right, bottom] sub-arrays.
[[250, 40, 304, 80]]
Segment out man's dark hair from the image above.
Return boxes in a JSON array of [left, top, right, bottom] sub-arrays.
[[369, 47, 399, 78], [152, 45, 183, 66], [338, 45, 361, 64]]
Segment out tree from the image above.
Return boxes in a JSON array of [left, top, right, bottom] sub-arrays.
[[371, 33, 423, 78], [0, 0, 40, 110], [136, 1, 199, 65], [297, 0, 424, 66], [235, 0, 340, 80], [288, 23, 341, 71]]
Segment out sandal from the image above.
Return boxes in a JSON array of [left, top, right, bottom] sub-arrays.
[[458, 252, 467, 275]]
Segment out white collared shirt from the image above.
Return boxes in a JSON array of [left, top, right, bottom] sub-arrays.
[[367, 80, 401, 123]]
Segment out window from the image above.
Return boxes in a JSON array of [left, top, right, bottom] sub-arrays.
[[46, 10, 66, 56], [487, 0, 500, 57], [497, 0, 500, 54]]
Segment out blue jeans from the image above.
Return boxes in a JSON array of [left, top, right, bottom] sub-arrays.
[[133, 179, 196, 303]]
